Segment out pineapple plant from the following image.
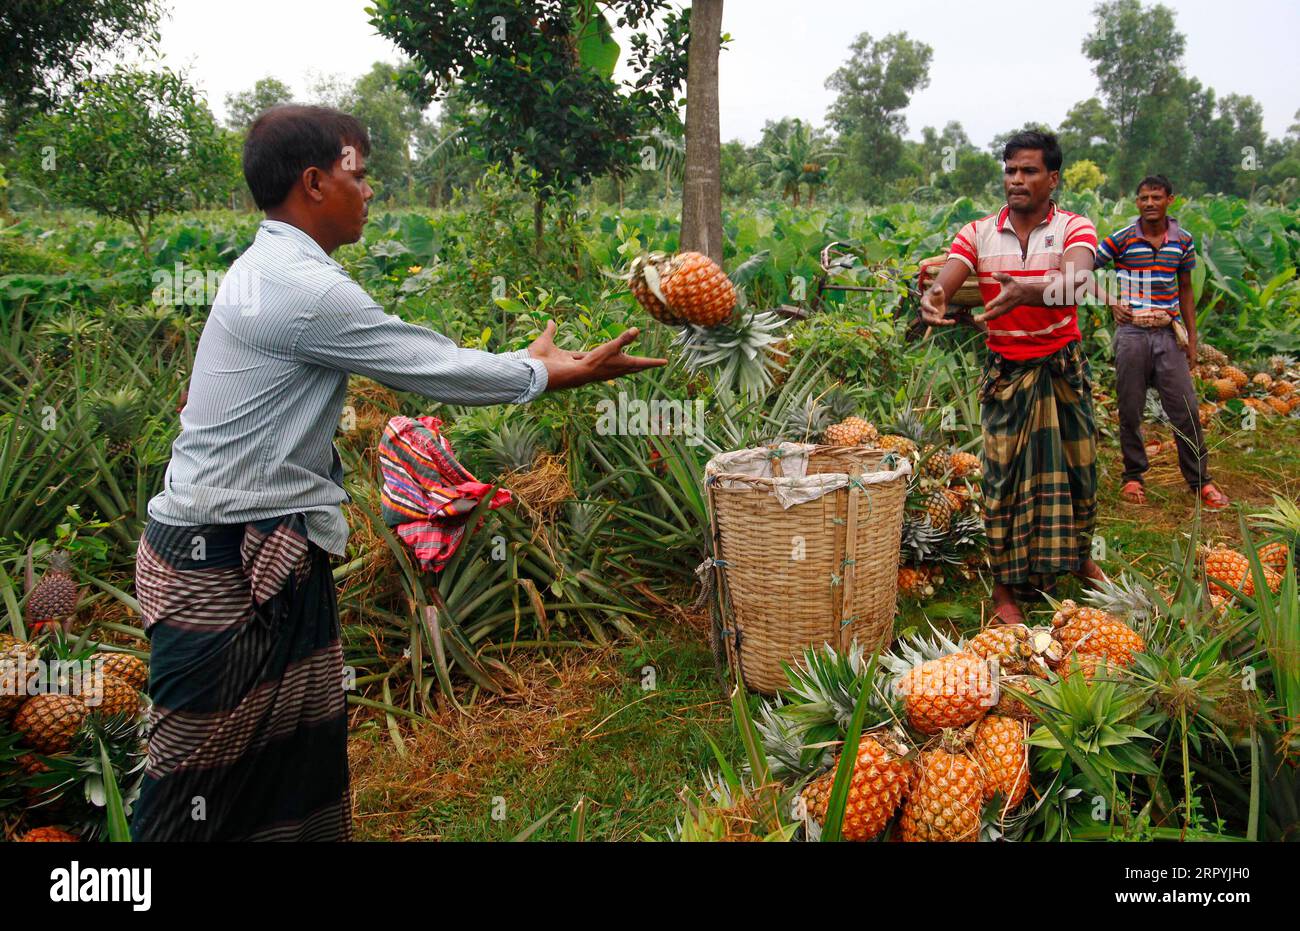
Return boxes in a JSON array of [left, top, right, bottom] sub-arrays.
[[972, 715, 1029, 809], [88, 387, 145, 460], [480, 420, 543, 475], [95, 653, 149, 692], [628, 251, 736, 327], [900, 742, 985, 842], [13, 693, 88, 754], [800, 731, 913, 841], [781, 395, 832, 444], [26, 551, 79, 632]]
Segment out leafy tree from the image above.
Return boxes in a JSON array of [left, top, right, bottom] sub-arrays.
[[368, 0, 689, 244], [0, 0, 163, 133], [719, 139, 760, 200], [988, 122, 1055, 159], [756, 119, 836, 207], [824, 31, 932, 197], [336, 62, 426, 202], [1063, 159, 1107, 193], [1057, 97, 1116, 177], [224, 76, 295, 132], [1082, 0, 1185, 142], [15, 67, 240, 261]]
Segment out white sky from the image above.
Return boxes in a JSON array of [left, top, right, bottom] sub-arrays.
[[134, 0, 1298, 148]]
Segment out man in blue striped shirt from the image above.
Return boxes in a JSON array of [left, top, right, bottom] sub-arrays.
[[1095, 175, 1227, 510], [135, 106, 665, 840]]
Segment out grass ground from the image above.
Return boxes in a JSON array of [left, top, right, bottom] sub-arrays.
[[348, 414, 1300, 841]]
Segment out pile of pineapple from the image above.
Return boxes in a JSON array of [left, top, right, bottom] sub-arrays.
[[765, 600, 1151, 842], [1, 551, 150, 842], [1192, 345, 1299, 421]]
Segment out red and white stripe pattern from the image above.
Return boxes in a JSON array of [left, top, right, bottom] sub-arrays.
[[948, 202, 1098, 361]]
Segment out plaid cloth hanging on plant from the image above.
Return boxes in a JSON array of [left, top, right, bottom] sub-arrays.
[[379, 415, 512, 571]]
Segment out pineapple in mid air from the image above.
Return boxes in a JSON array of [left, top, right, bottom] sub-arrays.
[[26, 551, 79, 633], [629, 251, 737, 327]]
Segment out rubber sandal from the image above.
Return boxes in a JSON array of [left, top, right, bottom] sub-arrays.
[[1199, 483, 1229, 511], [1120, 480, 1146, 504]]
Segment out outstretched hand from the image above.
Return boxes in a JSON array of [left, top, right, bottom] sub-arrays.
[[973, 273, 1029, 324], [919, 283, 955, 327], [527, 320, 667, 391]]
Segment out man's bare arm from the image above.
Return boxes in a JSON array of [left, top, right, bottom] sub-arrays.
[[974, 245, 1095, 324]]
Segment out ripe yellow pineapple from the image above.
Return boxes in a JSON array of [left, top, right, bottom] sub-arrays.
[[95, 653, 149, 692], [924, 490, 954, 533], [972, 715, 1029, 810], [823, 422, 860, 446], [629, 251, 736, 327], [894, 652, 997, 734], [1270, 381, 1295, 399], [1258, 541, 1292, 576], [897, 565, 935, 598], [950, 451, 981, 477], [800, 731, 913, 841], [967, 625, 1030, 669], [15, 826, 81, 842], [878, 434, 918, 458], [1267, 396, 1291, 417], [1055, 652, 1108, 682], [1, 634, 39, 719], [922, 446, 953, 479], [1223, 366, 1249, 388], [1212, 378, 1239, 401], [1253, 372, 1274, 390], [841, 416, 878, 444], [84, 674, 141, 719], [1050, 600, 1145, 667], [1198, 402, 1218, 427], [900, 747, 984, 842], [1202, 546, 1280, 597], [13, 693, 88, 754], [993, 675, 1041, 721]]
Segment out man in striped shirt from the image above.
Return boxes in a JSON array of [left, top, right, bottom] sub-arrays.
[[921, 131, 1106, 624], [1094, 174, 1227, 509], [134, 106, 664, 840]]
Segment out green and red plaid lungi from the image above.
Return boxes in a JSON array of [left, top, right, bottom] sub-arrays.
[[979, 340, 1097, 591]]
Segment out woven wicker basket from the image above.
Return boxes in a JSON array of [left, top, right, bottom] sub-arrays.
[[918, 255, 983, 307], [705, 444, 911, 694]]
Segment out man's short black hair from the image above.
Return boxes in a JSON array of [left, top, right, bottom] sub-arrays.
[[1136, 174, 1174, 196], [242, 105, 371, 210], [1003, 130, 1063, 172]]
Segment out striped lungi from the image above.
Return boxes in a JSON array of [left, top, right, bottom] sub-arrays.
[[979, 340, 1097, 591], [131, 513, 352, 841]]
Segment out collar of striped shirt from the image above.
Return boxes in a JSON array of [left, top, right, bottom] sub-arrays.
[[994, 200, 1058, 233], [260, 218, 345, 268], [1127, 216, 1182, 245]]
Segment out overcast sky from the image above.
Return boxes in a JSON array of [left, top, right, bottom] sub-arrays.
[[136, 0, 1299, 148]]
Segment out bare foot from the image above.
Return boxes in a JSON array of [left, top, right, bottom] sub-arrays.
[[991, 583, 1025, 625]]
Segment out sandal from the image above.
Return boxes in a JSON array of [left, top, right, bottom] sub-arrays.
[[1198, 483, 1229, 511], [1120, 480, 1146, 504]]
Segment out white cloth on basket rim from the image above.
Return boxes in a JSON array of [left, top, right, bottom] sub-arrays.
[[705, 442, 913, 509]]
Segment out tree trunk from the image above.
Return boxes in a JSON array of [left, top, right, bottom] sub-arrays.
[[534, 196, 544, 253], [680, 0, 724, 263]]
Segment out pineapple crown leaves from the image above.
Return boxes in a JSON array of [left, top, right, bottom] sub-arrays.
[[1082, 572, 1164, 630], [878, 627, 967, 679], [672, 310, 787, 401], [769, 642, 900, 739]]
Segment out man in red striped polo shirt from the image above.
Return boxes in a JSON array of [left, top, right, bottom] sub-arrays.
[[921, 131, 1106, 624]]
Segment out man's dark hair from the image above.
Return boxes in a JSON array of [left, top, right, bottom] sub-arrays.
[[1003, 130, 1063, 172], [1136, 174, 1174, 196], [242, 105, 371, 210]]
